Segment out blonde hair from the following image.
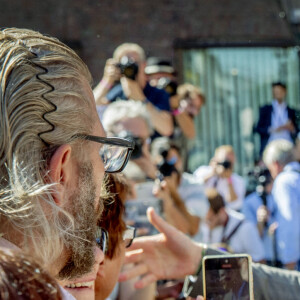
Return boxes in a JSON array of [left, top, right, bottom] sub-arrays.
[[113, 43, 146, 62], [0, 28, 95, 268], [214, 145, 234, 157], [177, 83, 206, 104]]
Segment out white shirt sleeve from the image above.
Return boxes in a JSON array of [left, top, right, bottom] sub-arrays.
[[193, 165, 212, 183]]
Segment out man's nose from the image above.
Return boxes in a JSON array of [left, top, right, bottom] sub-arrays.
[[94, 245, 104, 266]]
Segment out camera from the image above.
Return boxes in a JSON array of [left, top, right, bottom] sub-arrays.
[[117, 56, 139, 80], [217, 160, 232, 169], [118, 130, 143, 160], [156, 77, 178, 96], [157, 160, 177, 178], [246, 166, 272, 197]]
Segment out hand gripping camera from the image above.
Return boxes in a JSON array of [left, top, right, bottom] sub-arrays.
[[117, 56, 139, 80], [156, 77, 178, 97]]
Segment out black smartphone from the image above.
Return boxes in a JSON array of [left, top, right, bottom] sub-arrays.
[[202, 254, 253, 300]]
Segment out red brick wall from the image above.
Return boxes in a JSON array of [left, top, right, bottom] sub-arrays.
[[0, 0, 293, 84]]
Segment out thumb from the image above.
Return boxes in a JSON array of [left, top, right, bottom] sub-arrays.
[[147, 207, 179, 239]]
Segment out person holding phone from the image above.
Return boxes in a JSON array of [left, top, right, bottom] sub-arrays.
[[202, 255, 252, 300], [119, 207, 300, 300]]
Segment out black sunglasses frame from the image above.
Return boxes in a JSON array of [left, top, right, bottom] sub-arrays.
[[74, 134, 135, 173], [123, 225, 136, 248], [95, 227, 109, 255]]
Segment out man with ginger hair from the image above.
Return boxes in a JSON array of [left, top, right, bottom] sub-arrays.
[[194, 145, 246, 211], [93, 43, 173, 138], [0, 28, 134, 299]]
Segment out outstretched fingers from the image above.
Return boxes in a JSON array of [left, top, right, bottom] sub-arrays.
[[134, 273, 158, 289], [123, 249, 143, 264], [119, 261, 148, 282], [147, 207, 176, 237]]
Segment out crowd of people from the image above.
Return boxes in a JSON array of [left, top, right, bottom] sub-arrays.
[[0, 27, 299, 300]]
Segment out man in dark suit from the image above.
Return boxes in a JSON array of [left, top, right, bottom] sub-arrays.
[[255, 82, 298, 156]]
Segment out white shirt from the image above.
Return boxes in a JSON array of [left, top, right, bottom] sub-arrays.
[[201, 209, 265, 262], [194, 165, 246, 211], [178, 172, 209, 242], [268, 100, 292, 143]]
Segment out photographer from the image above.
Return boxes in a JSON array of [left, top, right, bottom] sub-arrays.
[[102, 100, 197, 300], [102, 101, 198, 237], [145, 58, 205, 171], [94, 43, 173, 137], [194, 145, 246, 211], [145, 58, 205, 140], [102, 100, 157, 180], [152, 137, 209, 241], [242, 167, 277, 265]]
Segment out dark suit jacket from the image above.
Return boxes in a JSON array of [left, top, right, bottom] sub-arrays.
[[255, 104, 299, 155]]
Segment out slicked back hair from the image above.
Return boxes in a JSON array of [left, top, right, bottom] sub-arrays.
[[0, 28, 95, 268]]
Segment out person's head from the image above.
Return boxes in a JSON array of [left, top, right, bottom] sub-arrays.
[[263, 139, 295, 179], [205, 188, 227, 229], [103, 100, 153, 156], [213, 145, 235, 169], [151, 137, 183, 174], [0, 248, 62, 300], [177, 83, 205, 117], [272, 82, 287, 103], [113, 43, 145, 63], [145, 57, 176, 87], [113, 43, 146, 86], [95, 173, 132, 300], [102, 101, 154, 181], [0, 27, 107, 290]]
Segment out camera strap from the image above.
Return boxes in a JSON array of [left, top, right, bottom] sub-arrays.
[[221, 219, 244, 245]]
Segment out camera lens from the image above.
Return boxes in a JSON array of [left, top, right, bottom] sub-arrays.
[[118, 56, 139, 80]]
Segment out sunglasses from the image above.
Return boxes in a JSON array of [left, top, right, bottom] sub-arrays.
[[123, 225, 136, 248], [95, 227, 109, 255]]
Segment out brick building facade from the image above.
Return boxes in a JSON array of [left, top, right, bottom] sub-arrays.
[[0, 0, 297, 84]]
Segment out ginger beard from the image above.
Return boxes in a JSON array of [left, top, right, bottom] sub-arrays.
[[58, 162, 103, 280]]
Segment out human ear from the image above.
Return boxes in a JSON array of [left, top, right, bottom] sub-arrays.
[[48, 144, 73, 205]]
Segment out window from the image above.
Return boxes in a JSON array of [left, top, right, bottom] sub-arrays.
[[183, 47, 300, 175]]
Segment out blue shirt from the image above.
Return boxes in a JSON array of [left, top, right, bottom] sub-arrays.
[[272, 161, 300, 268], [242, 192, 276, 261], [106, 82, 171, 112]]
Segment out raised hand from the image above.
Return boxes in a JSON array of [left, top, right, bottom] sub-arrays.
[[119, 207, 203, 289]]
